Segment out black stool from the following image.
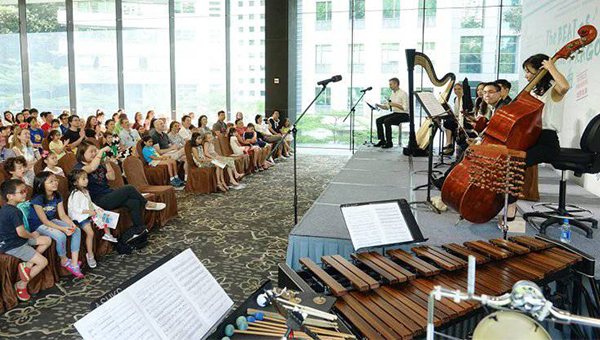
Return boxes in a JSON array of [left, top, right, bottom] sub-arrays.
[[523, 114, 600, 238]]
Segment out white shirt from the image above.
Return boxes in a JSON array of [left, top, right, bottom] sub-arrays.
[[389, 88, 409, 113], [531, 83, 564, 132], [454, 97, 464, 128], [230, 136, 246, 155], [119, 128, 140, 149], [255, 123, 273, 136], [43, 166, 65, 177], [68, 190, 100, 223], [179, 126, 193, 140]]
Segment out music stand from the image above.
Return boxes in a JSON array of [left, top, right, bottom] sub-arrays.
[[364, 102, 380, 146], [409, 92, 450, 214]]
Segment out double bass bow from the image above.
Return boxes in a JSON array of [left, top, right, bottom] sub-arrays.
[[441, 25, 597, 224]]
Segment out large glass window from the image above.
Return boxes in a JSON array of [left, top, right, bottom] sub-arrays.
[[73, 0, 119, 116], [27, 0, 69, 113], [0, 0, 23, 111], [418, 0, 437, 27], [315, 44, 332, 73], [381, 43, 399, 73], [176, 0, 226, 122], [499, 36, 517, 74], [230, 0, 265, 117], [461, 0, 485, 28], [382, 0, 400, 28], [459, 36, 483, 73], [347, 44, 364, 73], [316, 1, 332, 31], [122, 0, 170, 117]]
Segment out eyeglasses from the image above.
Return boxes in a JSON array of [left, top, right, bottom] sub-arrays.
[[482, 91, 498, 95]]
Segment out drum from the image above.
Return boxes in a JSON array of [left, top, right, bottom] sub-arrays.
[[472, 311, 551, 340]]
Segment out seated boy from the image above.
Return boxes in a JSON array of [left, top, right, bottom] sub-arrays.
[[0, 179, 52, 301]]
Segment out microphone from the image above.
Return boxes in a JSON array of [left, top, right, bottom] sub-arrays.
[[360, 86, 372, 93], [317, 75, 342, 86]]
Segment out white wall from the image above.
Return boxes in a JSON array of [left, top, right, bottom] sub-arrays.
[[522, 0, 600, 196]]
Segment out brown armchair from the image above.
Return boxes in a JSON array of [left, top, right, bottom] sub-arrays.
[[184, 141, 217, 194], [58, 153, 78, 176], [217, 135, 250, 174], [135, 140, 170, 185]]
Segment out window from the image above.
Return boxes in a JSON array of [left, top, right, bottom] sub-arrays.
[[315, 87, 331, 111], [238, 27, 244, 32], [417, 42, 436, 53], [349, 0, 365, 20], [381, 43, 399, 73], [315, 44, 332, 73], [249, 78, 255, 83], [382, 0, 400, 28], [348, 44, 364, 73], [175, 0, 195, 13], [499, 36, 517, 74], [459, 36, 483, 73], [316, 1, 332, 31], [418, 0, 436, 27], [347, 87, 363, 110], [249, 26, 254, 32], [0, 0, 23, 111], [461, 0, 485, 28], [249, 39, 255, 45]]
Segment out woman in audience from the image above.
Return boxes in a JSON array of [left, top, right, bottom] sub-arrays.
[[95, 110, 105, 129], [136, 124, 146, 138], [190, 132, 227, 192], [48, 130, 66, 160], [197, 115, 211, 135], [144, 110, 155, 131], [203, 131, 243, 182], [0, 134, 15, 162], [29, 171, 84, 277], [3, 111, 14, 126], [132, 112, 143, 131], [235, 112, 244, 122], [15, 112, 26, 126], [11, 126, 40, 186], [74, 141, 165, 237], [68, 169, 117, 269], [167, 121, 185, 148], [84, 116, 100, 138], [42, 151, 65, 177], [113, 113, 127, 136]]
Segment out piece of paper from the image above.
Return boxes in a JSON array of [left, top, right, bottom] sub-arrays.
[[341, 202, 413, 250], [211, 159, 226, 169], [415, 92, 447, 118], [93, 209, 119, 230], [75, 249, 233, 340]]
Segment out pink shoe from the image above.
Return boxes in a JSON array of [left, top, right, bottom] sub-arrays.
[[65, 263, 85, 278]]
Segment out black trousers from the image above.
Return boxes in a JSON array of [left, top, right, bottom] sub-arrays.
[[96, 185, 149, 228], [508, 129, 560, 203], [376, 112, 409, 144]]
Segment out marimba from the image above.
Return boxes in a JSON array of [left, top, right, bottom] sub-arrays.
[[279, 235, 594, 340]]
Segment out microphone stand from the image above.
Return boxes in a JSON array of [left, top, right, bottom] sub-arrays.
[[267, 84, 329, 225], [343, 90, 367, 154]]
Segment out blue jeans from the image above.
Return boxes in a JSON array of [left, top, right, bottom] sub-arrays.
[[36, 220, 81, 257]]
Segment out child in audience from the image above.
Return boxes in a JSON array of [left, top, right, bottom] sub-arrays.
[[0, 179, 52, 302], [68, 169, 117, 269], [141, 136, 184, 189], [51, 119, 61, 132], [190, 133, 228, 191], [280, 118, 294, 155], [42, 151, 65, 177], [203, 132, 244, 183], [11, 126, 40, 186], [245, 123, 273, 169], [136, 124, 146, 137], [5, 156, 29, 186], [48, 130, 66, 159], [229, 127, 261, 171], [29, 171, 84, 278]]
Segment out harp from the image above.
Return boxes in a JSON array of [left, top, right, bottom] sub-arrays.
[[403, 49, 456, 155]]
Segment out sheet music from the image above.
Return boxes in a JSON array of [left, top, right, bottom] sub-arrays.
[[341, 202, 413, 250], [415, 92, 447, 117], [75, 249, 233, 340]]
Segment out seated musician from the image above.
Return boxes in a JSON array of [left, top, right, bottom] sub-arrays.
[[441, 83, 467, 155], [374, 78, 409, 149], [503, 54, 568, 221], [496, 78, 513, 105]]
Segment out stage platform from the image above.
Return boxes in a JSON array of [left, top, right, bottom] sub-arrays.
[[286, 146, 600, 278]]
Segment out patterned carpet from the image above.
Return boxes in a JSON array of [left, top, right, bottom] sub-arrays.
[[0, 153, 349, 340]]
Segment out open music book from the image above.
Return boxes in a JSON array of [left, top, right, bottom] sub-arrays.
[[74, 249, 233, 340], [341, 199, 425, 251]]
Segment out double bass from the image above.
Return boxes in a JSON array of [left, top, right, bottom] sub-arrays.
[[441, 25, 597, 224]]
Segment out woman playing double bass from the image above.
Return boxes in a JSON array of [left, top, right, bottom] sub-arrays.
[[504, 53, 569, 221]]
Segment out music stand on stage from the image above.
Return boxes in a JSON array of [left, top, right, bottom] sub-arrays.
[[364, 102, 380, 146], [409, 91, 450, 213]]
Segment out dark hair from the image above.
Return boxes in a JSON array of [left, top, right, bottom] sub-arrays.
[[26, 116, 37, 124], [169, 121, 179, 132], [105, 119, 114, 128], [40, 111, 50, 119], [29, 108, 38, 114], [76, 141, 96, 163], [182, 115, 191, 123], [0, 126, 10, 134], [68, 115, 79, 124], [96, 110, 104, 117], [190, 132, 203, 147], [522, 53, 553, 96], [389, 77, 400, 85], [4, 156, 27, 174], [495, 79, 511, 90], [247, 123, 255, 129], [227, 127, 236, 138], [150, 118, 158, 129], [483, 82, 501, 92], [15, 113, 25, 123], [49, 130, 61, 140], [198, 115, 208, 127], [51, 118, 60, 126], [32, 171, 60, 204], [119, 116, 129, 125], [85, 115, 97, 130], [217, 110, 226, 116], [235, 118, 243, 125], [1, 179, 25, 201], [254, 114, 262, 123], [145, 110, 154, 119], [142, 135, 154, 144], [4, 111, 13, 122], [68, 169, 88, 192], [59, 113, 69, 120]]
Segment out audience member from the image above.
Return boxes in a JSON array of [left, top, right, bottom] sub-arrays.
[[212, 110, 227, 134], [105, 119, 115, 135], [84, 116, 100, 138], [168, 121, 185, 148], [40, 112, 53, 132], [58, 113, 69, 135], [48, 130, 66, 160], [144, 110, 155, 131], [63, 115, 86, 152], [0, 134, 15, 162], [179, 115, 193, 140], [42, 151, 65, 177], [118, 117, 140, 149], [5, 156, 29, 185], [141, 136, 184, 188], [27, 117, 44, 150], [11, 126, 40, 186], [50, 119, 61, 132], [197, 115, 211, 135], [3, 110, 14, 126], [132, 112, 143, 131]]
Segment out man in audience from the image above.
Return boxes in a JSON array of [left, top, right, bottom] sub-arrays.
[[119, 117, 141, 149], [40, 112, 53, 133], [27, 117, 44, 150], [63, 115, 86, 151], [212, 110, 227, 135], [58, 113, 69, 135], [179, 115, 193, 140]]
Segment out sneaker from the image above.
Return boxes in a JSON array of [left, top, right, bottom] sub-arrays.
[[60, 259, 71, 268], [146, 202, 166, 211], [102, 233, 118, 243], [86, 253, 97, 269], [14, 284, 30, 301], [170, 179, 180, 187], [231, 184, 246, 190], [66, 263, 85, 278], [18, 262, 31, 282]]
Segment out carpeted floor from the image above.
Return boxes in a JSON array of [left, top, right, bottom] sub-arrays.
[[0, 153, 349, 340]]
